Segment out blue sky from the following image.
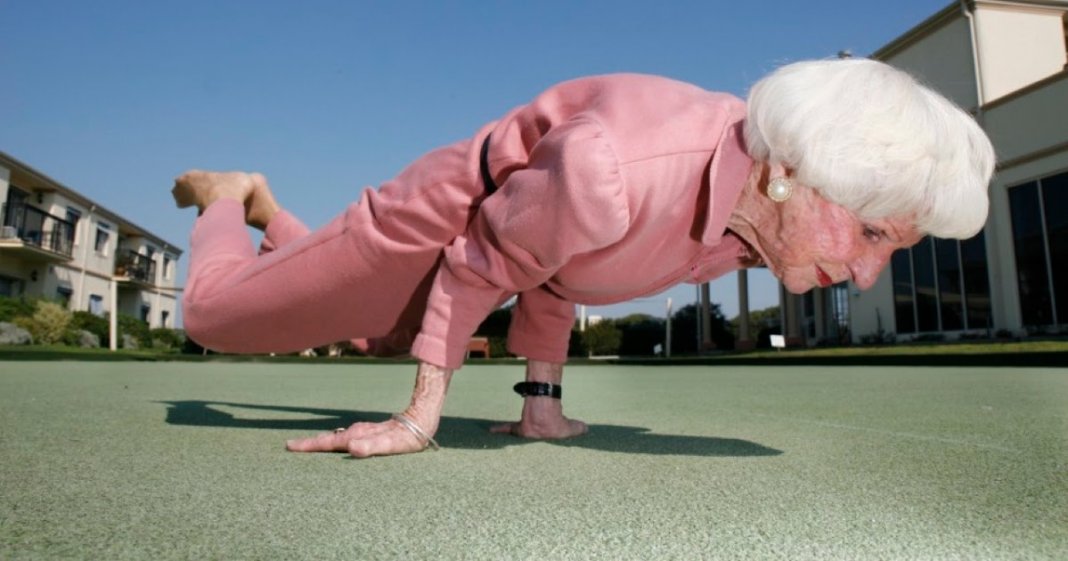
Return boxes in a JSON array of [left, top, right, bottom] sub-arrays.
[[1, 0, 949, 324]]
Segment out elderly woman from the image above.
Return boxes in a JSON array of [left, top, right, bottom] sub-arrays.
[[173, 58, 994, 459]]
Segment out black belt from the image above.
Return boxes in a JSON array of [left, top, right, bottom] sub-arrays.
[[479, 135, 498, 195]]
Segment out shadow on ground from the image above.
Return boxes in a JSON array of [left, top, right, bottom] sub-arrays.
[[159, 400, 782, 458]]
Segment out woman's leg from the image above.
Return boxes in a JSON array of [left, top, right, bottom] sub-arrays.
[[177, 139, 486, 355]]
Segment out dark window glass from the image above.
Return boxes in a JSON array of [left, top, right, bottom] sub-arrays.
[[89, 294, 104, 316], [912, 237, 939, 331], [935, 238, 963, 330], [960, 230, 992, 330], [1041, 172, 1068, 324], [803, 291, 815, 338], [94, 228, 110, 253], [1009, 182, 1053, 326], [56, 286, 73, 308], [891, 249, 915, 333]]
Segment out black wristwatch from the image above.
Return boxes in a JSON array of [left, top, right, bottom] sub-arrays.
[[513, 381, 562, 399]]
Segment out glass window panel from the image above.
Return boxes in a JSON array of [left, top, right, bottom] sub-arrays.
[[912, 237, 939, 331], [891, 249, 915, 333], [960, 230, 992, 330], [935, 238, 963, 330], [1009, 182, 1053, 326], [1041, 172, 1068, 325]]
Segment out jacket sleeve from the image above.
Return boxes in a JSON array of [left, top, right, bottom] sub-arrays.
[[410, 117, 629, 369]]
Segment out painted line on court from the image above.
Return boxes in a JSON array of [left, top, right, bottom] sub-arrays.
[[747, 413, 1020, 454]]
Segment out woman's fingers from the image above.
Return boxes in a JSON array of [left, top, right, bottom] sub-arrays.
[[285, 420, 429, 458], [285, 430, 349, 453], [285, 421, 391, 453]]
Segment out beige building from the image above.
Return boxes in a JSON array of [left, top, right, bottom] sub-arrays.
[[766, 0, 1068, 346], [0, 151, 182, 343]]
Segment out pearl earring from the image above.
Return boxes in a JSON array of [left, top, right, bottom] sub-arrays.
[[767, 177, 793, 203]]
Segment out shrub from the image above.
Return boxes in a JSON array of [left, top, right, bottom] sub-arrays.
[[150, 327, 185, 350], [62, 328, 100, 348], [117, 313, 151, 348], [0, 295, 38, 322], [71, 311, 111, 348], [15, 301, 72, 345]]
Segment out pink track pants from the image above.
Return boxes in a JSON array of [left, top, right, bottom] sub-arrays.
[[181, 136, 487, 354]]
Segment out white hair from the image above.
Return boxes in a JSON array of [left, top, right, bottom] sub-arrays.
[[744, 59, 995, 239]]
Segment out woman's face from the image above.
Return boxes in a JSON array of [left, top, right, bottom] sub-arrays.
[[750, 182, 923, 294]]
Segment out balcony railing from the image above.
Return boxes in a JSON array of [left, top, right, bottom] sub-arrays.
[[1, 202, 76, 258], [115, 250, 157, 284]]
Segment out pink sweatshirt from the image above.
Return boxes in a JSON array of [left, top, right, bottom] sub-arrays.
[[409, 74, 756, 369]]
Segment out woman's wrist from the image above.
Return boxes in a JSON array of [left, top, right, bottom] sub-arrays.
[[404, 362, 453, 434]]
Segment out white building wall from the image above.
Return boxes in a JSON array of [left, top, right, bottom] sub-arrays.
[[973, 4, 1068, 102], [983, 73, 1068, 163], [0, 165, 9, 208], [878, 16, 979, 108]]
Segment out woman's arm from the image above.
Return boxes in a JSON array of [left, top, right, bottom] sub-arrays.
[[286, 361, 453, 458]]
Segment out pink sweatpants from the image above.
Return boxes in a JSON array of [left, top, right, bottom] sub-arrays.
[[182, 137, 488, 354]]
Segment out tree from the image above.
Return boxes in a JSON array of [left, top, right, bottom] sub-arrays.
[[583, 320, 622, 356], [730, 306, 781, 348], [614, 313, 664, 356], [671, 302, 734, 354], [475, 304, 514, 358]]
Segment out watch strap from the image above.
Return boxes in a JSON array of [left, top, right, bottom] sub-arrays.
[[513, 381, 562, 399]]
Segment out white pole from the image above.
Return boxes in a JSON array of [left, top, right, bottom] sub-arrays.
[[665, 297, 672, 358], [579, 304, 587, 332], [109, 277, 118, 351]]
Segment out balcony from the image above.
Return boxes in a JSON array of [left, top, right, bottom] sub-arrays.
[[115, 249, 157, 285], [0, 202, 76, 261]]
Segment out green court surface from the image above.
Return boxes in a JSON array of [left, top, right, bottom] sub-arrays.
[[1, 361, 1065, 560]]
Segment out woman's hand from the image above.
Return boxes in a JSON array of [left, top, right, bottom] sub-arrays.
[[285, 362, 452, 458], [286, 417, 431, 458], [490, 359, 589, 440]]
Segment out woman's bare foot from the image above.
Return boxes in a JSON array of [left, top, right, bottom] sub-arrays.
[[245, 173, 281, 230], [172, 170, 255, 214]]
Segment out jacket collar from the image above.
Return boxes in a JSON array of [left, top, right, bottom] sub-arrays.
[[701, 119, 754, 246]]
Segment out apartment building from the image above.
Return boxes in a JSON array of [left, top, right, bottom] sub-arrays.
[[771, 0, 1068, 346], [0, 151, 182, 337]]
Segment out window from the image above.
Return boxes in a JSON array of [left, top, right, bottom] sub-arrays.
[[94, 225, 111, 256], [1043, 173, 1068, 325], [935, 238, 963, 331], [161, 310, 170, 328], [912, 237, 939, 332], [66, 208, 82, 245], [140, 304, 151, 324], [163, 255, 173, 280], [891, 232, 992, 335], [89, 294, 104, 316], [0, 275, 23, 297], [961, 231, 992, 330], [891, 250, 915, 334], [1008, 171, 1067, 329], [56, 286, 73, 308]]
